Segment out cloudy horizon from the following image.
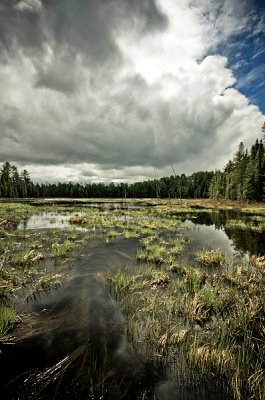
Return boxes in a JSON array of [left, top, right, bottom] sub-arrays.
[[0, 0, 264, 183]]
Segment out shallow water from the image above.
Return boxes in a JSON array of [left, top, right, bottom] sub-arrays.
[[17, 209, 264, 256], [1, 236, 232, 399], [180, 220, 236, 262], [31, 198, 149, 210], [17, 211, 86, 230], [181, 210, 265, 256], [2, 207, 264, 399], [1, 239, 151, 399]]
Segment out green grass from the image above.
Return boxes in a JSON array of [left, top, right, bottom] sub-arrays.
[[170, 238, 184, 257], [51, 240, 72, 259], [0, 306, 17, 342], [137, 243, 166, 264], [226, 219, 265, 233]]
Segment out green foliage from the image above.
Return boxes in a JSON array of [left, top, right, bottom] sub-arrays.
[[209, 139, 265, 202], [0, 162, 214, 199], [0, 162, 34, 198]]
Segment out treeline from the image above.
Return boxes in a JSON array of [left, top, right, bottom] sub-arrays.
[[209, 139, 265, 202], [0, 162, 34, 198], [0, 161, 213, 199], [1, 137, 264, 201]]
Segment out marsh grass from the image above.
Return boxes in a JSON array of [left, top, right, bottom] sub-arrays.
[[24, 338, 153, 400], [26, 343, 124, 399], [51, 240, 72, 259], [106, 229, 120, 241], [25, 272, 62, 302], [170, 238, 184, 257], [1, 200, 265, 397], [137, 243, 166, 264], [226, 219, 265, 233], [0, 224, 86, 342], [103, 251, 265, 400], [0, 306, 17, 342], [195, 248, 225, 267], [123, 229, 139, 239], [10, 249, 44, 268]]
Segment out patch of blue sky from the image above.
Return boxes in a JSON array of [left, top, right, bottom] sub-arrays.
[[210, 0, 265, 113]]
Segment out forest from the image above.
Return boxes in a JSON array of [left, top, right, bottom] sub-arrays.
[[0, 138, 264, 201]]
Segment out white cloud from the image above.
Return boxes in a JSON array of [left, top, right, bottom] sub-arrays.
[[14, 0, 42, 13], [0, 0, 264, 183]]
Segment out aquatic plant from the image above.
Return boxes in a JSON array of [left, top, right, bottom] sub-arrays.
[[226, 219, 265, 233], [69, 214, 89, 225], [137, 244, 166, 264], [104, 249, 265, 400], [123, 229, 139, 239], [107, 229, 119, 239], [10, 249, 44, 268], [26, 272, 62, 302], [170, 238, 184, 257], [0, 306, 17, 342], [195, 248, 225, 267], [51, 240, 72, 259]]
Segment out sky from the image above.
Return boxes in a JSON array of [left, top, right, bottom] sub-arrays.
[[0, 0, 264, 184]]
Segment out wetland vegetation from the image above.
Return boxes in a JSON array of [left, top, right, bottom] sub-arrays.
[[0, 198, 264, 399]]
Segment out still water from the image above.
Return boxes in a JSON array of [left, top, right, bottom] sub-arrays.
[[17, 211, 86, 230], [18, 209, 264, 256], [2, 209, 264, 399]]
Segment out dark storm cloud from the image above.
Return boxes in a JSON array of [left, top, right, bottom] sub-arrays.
[[0, 0, 45, 54], [0, 0, 263, 183], [0, 0, 168, 58], [0, 0, 168, 92], [35, 54, 79, 93]]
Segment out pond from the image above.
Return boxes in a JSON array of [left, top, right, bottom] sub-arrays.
[[30, 198, 150, 210], [17, 209, 264, 256], [1, 205, 264, 399], [181, 210, 265, 256]]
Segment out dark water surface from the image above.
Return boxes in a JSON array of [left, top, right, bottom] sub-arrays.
[[181, 210, 264, 256], [1, 208, 264, 399], [1, 239, 153, 399]]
